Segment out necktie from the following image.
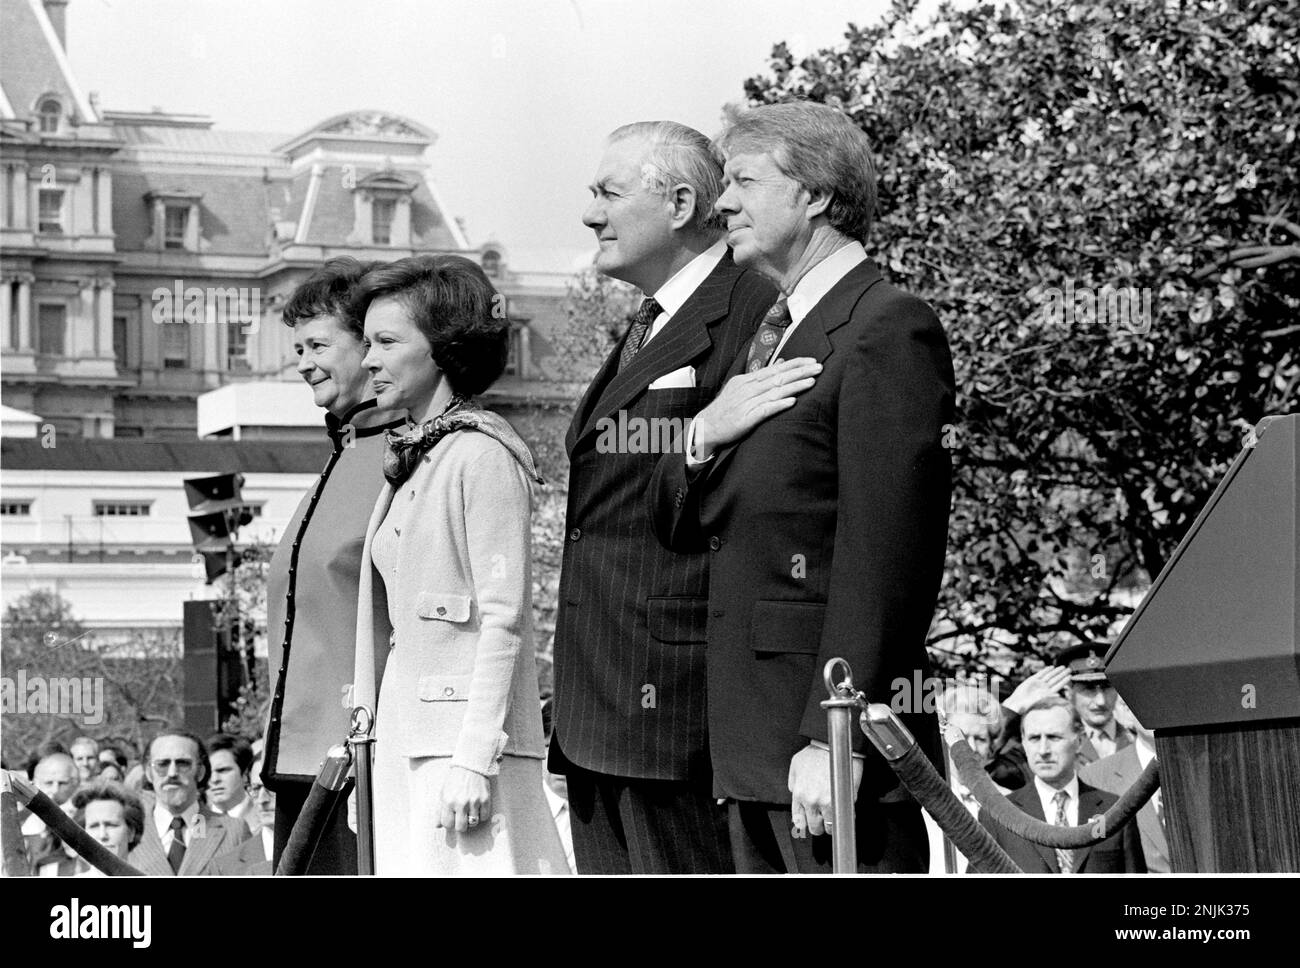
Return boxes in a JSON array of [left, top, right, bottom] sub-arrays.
[[166, 815, 187, 874], [745, 296, 792, 373], [619, 297, 663, 371], [1053, 790, 1074, 874]]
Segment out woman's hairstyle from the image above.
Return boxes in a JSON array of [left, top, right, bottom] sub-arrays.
[[607, 120, 726, 233], [282, 256, 381, 340], [351, 255, 509, 397], [72, 781, 146, 851], [715, 101, 878, 242]]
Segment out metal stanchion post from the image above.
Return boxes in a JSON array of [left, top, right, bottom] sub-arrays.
[[348, 706, 377, 875], [822, 658, 864, 874]]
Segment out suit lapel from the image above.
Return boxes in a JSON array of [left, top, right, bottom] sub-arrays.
[[1011, 784, 1061, 873], [1073, 784, 1108, 872], [570, 254, 742, 452], [179, 810, 223, 876], [130, 820, 172, 876], [565, 339, 623, 457]]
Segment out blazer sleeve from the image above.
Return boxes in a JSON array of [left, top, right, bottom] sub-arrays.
[[450, 441, 534, 777], [798, 294, 955, 747]]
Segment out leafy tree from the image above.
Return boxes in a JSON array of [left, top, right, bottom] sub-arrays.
[[743, 0, 1300, 674]]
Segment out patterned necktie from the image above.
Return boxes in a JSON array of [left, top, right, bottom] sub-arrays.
[[745, 295, 792, 373], [619, 297, 663, 371], [166, 815, 187, 874], [1053, 790, 1074, 874]]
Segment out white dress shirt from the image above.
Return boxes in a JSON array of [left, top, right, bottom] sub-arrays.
[[153, 801, 200, 851], [640, 239, 728, 349], [1034, 774, 1080, 826], [1086, 721, 1120, 759]]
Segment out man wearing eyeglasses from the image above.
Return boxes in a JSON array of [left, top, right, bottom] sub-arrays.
[[128, 731, 249, 876]]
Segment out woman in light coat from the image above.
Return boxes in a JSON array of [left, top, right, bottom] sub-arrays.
[[351, 255, 567, 874]]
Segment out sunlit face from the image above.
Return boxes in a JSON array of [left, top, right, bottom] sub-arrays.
[[582, 136, 677, 290], [251, 765, 276, 829], [147, 735, 203, 814], [948, 713, 993, 767], [362, 297, 443, 418], [715, 150, 812, 281], [34, 756, 78, 805], [70, 740, 98, 782], [1022, 706, 1080, 786], [206, 749, 246, 812], [84, 799, 131, 859], [1072, 681, 1118, 729], [293, 314, 370, 417]]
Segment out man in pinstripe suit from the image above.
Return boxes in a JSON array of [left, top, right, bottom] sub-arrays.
[[549, 121, 777, 873]]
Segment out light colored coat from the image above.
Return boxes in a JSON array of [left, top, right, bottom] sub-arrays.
[[352, 417, 547, 777], [128, 806, 248, 876]]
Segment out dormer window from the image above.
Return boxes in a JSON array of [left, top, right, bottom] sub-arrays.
[[38, 98, 62, 134], [164, 205, 189, 249], [482, 249, 502, 277], [145, 189, 203, 252], [372, 197, 396, 245]]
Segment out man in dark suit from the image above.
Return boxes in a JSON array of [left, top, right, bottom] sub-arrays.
[[1080, 699, 1169, 872], [210, 757, 275, 875], [979, 697, 1146, 873], [550, 121, 776, 873], [129, 732, 248, 876], [650, 102, 954, 873]]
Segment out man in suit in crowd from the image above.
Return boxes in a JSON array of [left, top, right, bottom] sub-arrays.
[[129, 731, 248, 876], [69, 736, 99, 785], [1080, 698, 1169, 872], [206, 733, 259, 835], [978, 697, 1145, 873], [21, 751, 79, 873], [1061, 643, 1134, 765], [211, 756, 275, 875], [550, 121, 776, 873], [650, 102, 955, 873]]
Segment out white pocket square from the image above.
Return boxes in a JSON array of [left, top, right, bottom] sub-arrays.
[[648, 366, 696, 390]]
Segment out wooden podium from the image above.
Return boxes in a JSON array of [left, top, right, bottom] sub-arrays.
[[1107, 414, 1300, 872]]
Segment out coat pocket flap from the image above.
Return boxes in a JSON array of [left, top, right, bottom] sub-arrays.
[[416, 592, 472, 622], [750, 600, 826, 654], [418, 674, 472, 702], [646, 596, 708, 644]]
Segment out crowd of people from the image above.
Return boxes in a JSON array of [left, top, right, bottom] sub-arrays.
[[4, 100, 1164, 877]]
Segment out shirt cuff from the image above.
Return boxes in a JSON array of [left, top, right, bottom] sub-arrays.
[[685, 418, 714, 471]]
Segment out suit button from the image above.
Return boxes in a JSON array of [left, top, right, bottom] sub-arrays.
[[443, 686, 455, 697], [711, 608, 724, 618], [708, 536, 721, 551], [674, 488, 685, 508], [569, 528, 582, 542], [436, 606, 447, 616]]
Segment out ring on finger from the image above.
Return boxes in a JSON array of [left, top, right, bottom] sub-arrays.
[[467, 815, 479, 826]]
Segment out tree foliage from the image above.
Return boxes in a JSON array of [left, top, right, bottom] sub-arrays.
[[745, 0, 1300, 672]]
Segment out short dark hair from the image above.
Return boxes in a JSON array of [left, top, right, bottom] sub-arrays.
[[282, 257, 380, 340], [351, 255, 508, 397], [146, 730, 211, 792], [205, 732, 254, 777], [72, 781, 146, 851]]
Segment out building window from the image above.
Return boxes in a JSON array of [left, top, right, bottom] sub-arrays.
[[37, 303, 67, 355], [93, 501, 152, 517], [504, 325, 519, 376], [372, 197, 396, 245], [482, 250, 501, 276], [113, 314, 129, 367], [161, 322, 189, 368], [1, 501, 33, 516], [164, 205, 188, 249], [38, 98, 61, 134], [226, 321, 249, 371], [38, 189, 65, 234]]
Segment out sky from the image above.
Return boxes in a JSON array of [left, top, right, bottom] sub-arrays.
[[66, 0, 891, 261]]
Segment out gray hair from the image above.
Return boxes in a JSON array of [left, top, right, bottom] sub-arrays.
[[608, 121, 725, 234], [715, 101, 878, 242]]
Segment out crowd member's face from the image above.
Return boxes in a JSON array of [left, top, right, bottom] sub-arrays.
[[206, 750, 246, 811], [1022, 707, 1079, 786], [71, 741, 98, 782], [251, 765, 276, 830], [363, 297, 443, 419], [716, 149, 814, 283], [34, 755, 78, 805], [147, 736, 203, 814], [294, 314, 369, 417], [949, 713, 993, 767], [84, 799, 131, 859], [1072, 681, 1117, 729], [582, 135, 676, 291]]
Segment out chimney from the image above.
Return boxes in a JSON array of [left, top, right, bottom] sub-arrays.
[[43, 0, 70, 50]]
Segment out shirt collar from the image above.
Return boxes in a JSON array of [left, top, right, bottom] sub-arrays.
[[325, 398, 405, 447], [1087, 721, 1116, 741], [1135, 735, 1156, 769], [153, 800, 199, 838], [787, 240, 868, 325], [651, 239, 728, 317], [1034, 773, 1079, 817]]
